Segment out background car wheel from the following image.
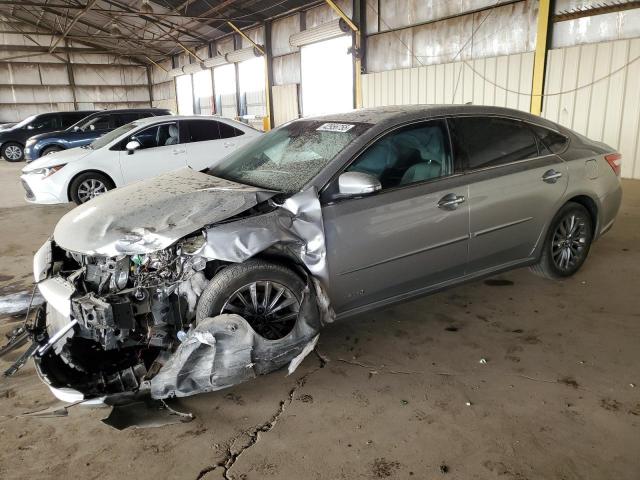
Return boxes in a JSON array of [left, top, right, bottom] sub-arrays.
[[41, 145, 63, 157], [1, 142, 24, 162], [530, 202, 593, 279], [69, 172, 114, 205], [196, 260, 305, 340]]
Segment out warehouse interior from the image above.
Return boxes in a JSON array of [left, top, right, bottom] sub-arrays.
[[0, 1, 639, 479]]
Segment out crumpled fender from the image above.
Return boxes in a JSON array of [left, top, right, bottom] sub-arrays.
[[150, 287, 321, 399]]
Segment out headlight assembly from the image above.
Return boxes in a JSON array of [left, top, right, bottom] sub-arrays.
[[29, 164, 66, 178]]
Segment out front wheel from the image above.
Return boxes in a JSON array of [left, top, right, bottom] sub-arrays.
[[2, 142, 24, 162], [196, 260, 305, 340], [69, 172, 114, 205], [530, 202, 593, 279], [41, 145, 63, 157]]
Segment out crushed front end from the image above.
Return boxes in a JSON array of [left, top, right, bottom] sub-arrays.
[[30, 236, 214, 401]]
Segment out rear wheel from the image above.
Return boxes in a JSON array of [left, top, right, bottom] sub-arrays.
[[2, 142, 24, 162], [196, 260, 305, 340], [530, 202, 593, 279], [69, 172, 114, 205], [41, 145, 63, 157]]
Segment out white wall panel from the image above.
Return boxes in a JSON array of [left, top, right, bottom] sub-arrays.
[[362, 51, 534, 109], [272, 84, 299, 127], [542, 39, 640, 179]]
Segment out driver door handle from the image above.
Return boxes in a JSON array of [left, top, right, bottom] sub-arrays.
[[172, 148, 186, 155], [224, 142, 235, 148], [542, 169, 563, 183], [438, 193, 466, 210]]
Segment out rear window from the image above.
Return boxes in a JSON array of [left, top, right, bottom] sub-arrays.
[[530, 125, 568, 154]]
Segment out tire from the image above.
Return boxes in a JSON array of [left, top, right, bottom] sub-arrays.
[[1, 142, 24, 162], [69, 171, 114, 205], [41, 145, 63, 157], [530, 202, 593, 279], [196, 260, 305, 340]]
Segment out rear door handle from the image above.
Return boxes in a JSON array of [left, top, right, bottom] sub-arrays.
[[224, 142, 235, 148], [438, 193, 466, 210], [172, 148, 186, 155], [542, 169, 563, 183]]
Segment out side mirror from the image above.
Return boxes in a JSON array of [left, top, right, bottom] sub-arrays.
[[338, 171, 382, 197], [73, 126, 81, 132], [126, 140, 141, 155]]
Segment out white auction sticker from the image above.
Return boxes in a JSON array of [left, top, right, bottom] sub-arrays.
[[316, 123, 355, 132]]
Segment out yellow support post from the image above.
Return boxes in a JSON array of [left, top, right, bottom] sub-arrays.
[[530, 0, 552, 115]]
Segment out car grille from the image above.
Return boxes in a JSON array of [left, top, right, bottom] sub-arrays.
[[21, 179, 34, 200]]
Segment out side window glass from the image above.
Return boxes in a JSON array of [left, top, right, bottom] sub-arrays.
[[219, 122, 243, 139], [85, 115, 111, 131], [530, 125, 568, 154], [27, 116, 57, 131], [186, 120, 222, 143], [346, 120, 452, 189], [451, 117, 539, 170], [131, 122, 179, 150], [115, 113, 139, 127]]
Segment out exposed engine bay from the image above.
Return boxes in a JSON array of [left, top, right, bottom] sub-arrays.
[[17, 171, 332, 402], [35, 239, 210, 397], [31, 234, 323, 401]]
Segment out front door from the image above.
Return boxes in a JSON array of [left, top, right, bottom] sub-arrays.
[[449, 116, 569, 273], [322, 119, 469, 314], [118, 121, 187, 183]]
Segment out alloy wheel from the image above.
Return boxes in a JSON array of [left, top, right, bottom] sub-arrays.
[[4, 145, 22, 161], [551, 212, 588, 272], [77, 179, 107, 203], [220, 281, 300, 340]]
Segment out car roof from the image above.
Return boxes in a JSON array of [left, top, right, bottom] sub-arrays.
[[131, 114, 246, 126], [303, 105, 563, 131]]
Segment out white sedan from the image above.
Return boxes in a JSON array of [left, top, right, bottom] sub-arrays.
[[20, 115, 261, 204]]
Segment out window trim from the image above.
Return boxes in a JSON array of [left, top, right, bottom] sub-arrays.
[[320, 116, 460, 203], [448, 114, 568, 174], [182, 118, 243, 144], [112, 120, 181, 151]]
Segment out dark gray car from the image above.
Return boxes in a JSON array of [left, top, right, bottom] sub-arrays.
[[22, 105, 622, 402]]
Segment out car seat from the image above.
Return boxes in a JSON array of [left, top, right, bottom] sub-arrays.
[[164, 124, 179, 146]]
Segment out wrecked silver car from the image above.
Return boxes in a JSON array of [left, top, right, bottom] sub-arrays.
[[21, 105, 622, 402]]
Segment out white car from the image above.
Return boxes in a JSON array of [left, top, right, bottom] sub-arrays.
[[20, 115, 261, 204]]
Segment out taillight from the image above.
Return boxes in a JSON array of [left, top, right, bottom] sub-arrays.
[[604, 152, 622, 176]]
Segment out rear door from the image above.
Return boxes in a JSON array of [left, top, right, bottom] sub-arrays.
[[118, 120, 187, 183], [449, 116, 569, 273], [322, 119, 470, 314], [182, 119, 248, 170]]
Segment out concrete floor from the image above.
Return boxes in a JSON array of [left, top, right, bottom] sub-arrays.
[[0, 160, 638, 480]]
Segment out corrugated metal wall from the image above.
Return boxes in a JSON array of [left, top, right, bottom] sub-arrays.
[[0, 21, 152, 122], [150, 59, 177, 112], [362, 51, 534, 110], [273, 84, 299, 126], [361, 38, 640, 180], [542, 38, 640, 179]]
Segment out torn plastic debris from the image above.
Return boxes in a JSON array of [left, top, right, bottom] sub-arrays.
[[150, 287, 321, 399]]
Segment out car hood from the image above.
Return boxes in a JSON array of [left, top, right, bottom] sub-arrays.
[[53, 168, 278, 256], [22, 147, 92, 172], [26, 129, 67, 142]]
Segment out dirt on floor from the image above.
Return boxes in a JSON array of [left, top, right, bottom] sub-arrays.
[[0, 161, 638, 480]]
